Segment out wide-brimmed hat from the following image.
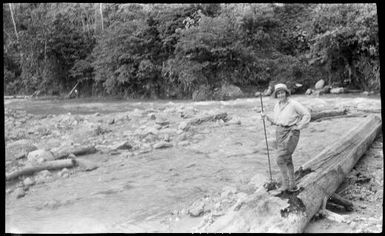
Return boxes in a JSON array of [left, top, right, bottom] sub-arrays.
[[272, 83, 291, 98]]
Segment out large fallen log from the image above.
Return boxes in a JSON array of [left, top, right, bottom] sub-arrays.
[[310, 109, 347, 121], [6, 159, 77, 181], [197, 115, 381, 233]]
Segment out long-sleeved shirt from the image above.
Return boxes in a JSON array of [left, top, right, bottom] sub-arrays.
[[271, 98, 311, 130]]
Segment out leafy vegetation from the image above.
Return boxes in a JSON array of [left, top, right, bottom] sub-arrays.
[[3, 3, 379, 98]]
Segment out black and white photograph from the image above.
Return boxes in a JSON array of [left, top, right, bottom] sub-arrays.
[[4, 3, 382, 233]]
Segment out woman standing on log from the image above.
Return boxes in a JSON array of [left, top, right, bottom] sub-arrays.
[[261, 83, 311, 193]]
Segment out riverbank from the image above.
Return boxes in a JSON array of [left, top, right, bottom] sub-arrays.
[[5, 95, 382, 233]]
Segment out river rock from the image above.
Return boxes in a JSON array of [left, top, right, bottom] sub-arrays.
[[58, 168, 70, 178], [315, 79, 325, 89], [27, 149, 55, 162], [6, 139, 38, 161], [178, 141, 190, 146], [110, 141, 132, 150], [153, 141, 173, 149], [23, 177, 35, 187], [188, 200, 205, 217], [15, 188, 25, 199], [177, 133, 188, 142], [221, 186, 238, 198], [155, 116, 170, 126], [35, 170, 52, 184], [213, 84, 244, 100], [330, 87, 345, 94], [305, 88, 313, 95], [192, 85, 211, 101], [178, 121, 190, 131]]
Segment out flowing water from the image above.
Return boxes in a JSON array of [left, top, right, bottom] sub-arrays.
[[5, 94, 382, 233]]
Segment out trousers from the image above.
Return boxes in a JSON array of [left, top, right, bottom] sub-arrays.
[[275, 126, 300, 188]]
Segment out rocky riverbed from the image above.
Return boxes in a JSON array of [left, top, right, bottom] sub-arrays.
[[4, 94, 382, 233]]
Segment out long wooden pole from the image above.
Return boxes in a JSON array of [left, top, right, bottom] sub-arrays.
[[260, 94, 273, 182]]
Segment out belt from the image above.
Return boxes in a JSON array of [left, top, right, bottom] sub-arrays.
[[277, 124, 294, 128]]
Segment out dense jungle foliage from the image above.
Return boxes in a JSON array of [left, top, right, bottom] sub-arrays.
[[3, 3, 380, 98]]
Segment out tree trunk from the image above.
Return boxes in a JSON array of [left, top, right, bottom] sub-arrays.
[[198, 115, 381, 233], [310, 109, 347, 122], [99, 3, 104, 31], [6, 159, 77, 181], [9, 3, 19, 41]]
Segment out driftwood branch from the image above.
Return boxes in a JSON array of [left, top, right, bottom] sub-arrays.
[[65, 81, 80, 99], [188, 112, 228, 126], [53, 145, 97, 160], [6, 159, 76, 181], [328, 193, 353, 211]]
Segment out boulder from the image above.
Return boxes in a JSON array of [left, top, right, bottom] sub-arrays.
[[27, 149, 55, 162], [192, 85, 211, 101], [330, 87, 345, 94], [15, 188, 25, 199], [315, 79, 325, 90], [6, 139, 38, 161], [263, 85, 274, 96], [305, 89, 313, 95], [188, 200, 206, 217], [213, 84, 244, 100]]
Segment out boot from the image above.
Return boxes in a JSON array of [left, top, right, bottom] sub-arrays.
[[287, 162, 298, 192], [277, 165, 289, 192]]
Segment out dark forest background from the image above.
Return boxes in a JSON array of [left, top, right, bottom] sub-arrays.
[[3, 3, 380, 99]]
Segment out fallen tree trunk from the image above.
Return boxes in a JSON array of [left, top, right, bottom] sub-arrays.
[[198, 115, 381, 233], [310, 109, 347, 121], [344, 89, 363, 94], [53, 145, 97, 160], [188, 112, 228, 126], [6, 159, 77, 181], [313, 113, 366, 122], [356, 108, 381, 114]]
